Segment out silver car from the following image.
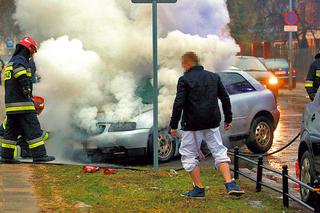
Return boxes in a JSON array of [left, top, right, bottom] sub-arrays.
[[298, 88, 320, 205], [83, 70, 280, 162]]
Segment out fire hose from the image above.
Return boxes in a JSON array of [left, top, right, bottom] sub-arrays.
[[227, 132, 301, 158]]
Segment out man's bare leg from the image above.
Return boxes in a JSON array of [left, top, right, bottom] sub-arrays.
[[218, 162, 232, 183], [189, 166, 203, 188]]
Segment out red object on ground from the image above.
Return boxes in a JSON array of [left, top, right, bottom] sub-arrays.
[[82, 166, 100, 173], [295, 160, 300, 191], [103, 168, 116, 175]]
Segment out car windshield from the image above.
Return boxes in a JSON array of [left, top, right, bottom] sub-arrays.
[[263, 59, 289, 69], [234, 57, 267, 71]]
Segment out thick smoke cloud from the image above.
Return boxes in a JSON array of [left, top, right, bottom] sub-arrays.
[[14, 0, 239, 162]]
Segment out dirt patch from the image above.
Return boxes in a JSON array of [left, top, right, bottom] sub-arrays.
[[30, 165, 76, 212]]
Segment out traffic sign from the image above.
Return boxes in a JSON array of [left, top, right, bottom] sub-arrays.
[[284, 25, 298, 32], [284, 11, 298, 25], [6, 39, 14, 49], [132, 0, 177, 2]]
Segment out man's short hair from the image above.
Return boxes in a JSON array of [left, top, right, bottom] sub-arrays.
[[182, 52, 200, 65]]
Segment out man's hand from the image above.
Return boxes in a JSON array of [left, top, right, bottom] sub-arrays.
[[224, 123, 232, 131], [170, 129, 177, 137]]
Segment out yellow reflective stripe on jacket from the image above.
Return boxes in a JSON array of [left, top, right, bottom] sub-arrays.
[[5, 65, 13, 71], [43, 132, 49, 141], [1, 143, 16, 149], [305, 81, 314, 88], [6, 106, 36, 113], [13, 69, 27, 78], [14, 146, 18, 158], [2, 117, 7, 129], [316, 70, 320, 77], [29, 141, 45, 149]]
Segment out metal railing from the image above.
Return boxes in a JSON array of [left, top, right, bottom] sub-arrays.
[[230, 147, 320, 213]]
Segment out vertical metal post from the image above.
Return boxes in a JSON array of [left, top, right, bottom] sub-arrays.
[[256, 156, 263, 192], [282, 165, 289, 208], [288, 0, 293, 90], [234, 147, 239, 180], [152, 0, 159, 171]]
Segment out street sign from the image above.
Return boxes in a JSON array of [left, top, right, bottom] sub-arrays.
[[132, 0, 177, 3], [284, 11, 298, 25], [6, 39, 14, 49], [284, 25, 298, 32]]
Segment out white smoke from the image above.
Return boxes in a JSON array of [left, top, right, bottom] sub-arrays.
[[14, 0, 239, 161]]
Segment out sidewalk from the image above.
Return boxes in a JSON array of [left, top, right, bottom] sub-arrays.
[[0, 164, 39, 213]]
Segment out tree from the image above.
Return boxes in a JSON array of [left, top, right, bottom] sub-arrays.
[[0, 0, 20, 41]]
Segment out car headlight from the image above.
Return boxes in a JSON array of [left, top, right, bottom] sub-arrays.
[[269, 77, 278, 85]]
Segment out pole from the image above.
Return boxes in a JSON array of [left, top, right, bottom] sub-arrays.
[[256, 156, 263, 192], [282, 165, 289, 208], [152, 0, 159, 171], [234, 147, 239, 180], [288, 0, 293, 90]]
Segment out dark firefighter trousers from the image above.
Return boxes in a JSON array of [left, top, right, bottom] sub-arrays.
[[1, 113, 48, 159]]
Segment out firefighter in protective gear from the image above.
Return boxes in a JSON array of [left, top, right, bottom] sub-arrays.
[[0, 96, 45, 158], [0, 36, 55, 163], [305, 50, 320, 101]]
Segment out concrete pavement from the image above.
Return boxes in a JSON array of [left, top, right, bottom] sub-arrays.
[[0, 164, 39, 213]]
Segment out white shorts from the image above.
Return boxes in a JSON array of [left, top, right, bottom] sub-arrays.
[[179, 127, 231, 172]]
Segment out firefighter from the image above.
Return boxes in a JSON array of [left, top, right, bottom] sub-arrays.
[[0, 36, 55, 163], [305, 49, 320, 101]]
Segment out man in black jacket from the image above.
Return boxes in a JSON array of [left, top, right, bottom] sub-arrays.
[[170, 52, 244, 198]]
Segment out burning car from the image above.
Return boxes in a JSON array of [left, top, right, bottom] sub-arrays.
[[83, 69, 280, 162]]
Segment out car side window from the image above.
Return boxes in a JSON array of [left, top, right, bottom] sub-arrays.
[[218, 73, 256, 95]]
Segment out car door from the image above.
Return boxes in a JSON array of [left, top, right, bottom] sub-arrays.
[[307, 89, 320, 142], [217, 72, 257, 142]]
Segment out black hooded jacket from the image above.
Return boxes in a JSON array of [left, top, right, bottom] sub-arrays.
[[3, 45, 35, 114], [306, 54, 320, 99], [169, 65, 232, 131]]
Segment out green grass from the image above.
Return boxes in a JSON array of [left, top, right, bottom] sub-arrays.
[[32, 165, 299, 212]]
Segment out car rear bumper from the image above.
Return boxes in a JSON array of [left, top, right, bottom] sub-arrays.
[[83, 128, 150, 150], [277, 76, 296, 86]]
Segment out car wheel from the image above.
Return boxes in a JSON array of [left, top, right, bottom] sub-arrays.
[[148, 131, 176, 163], [246, 116, 274, 153], [300, 150, 316, 205]]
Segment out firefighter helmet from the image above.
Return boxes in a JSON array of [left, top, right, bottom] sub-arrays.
[[17, 36, 38, 54], [33, 96, 45, 115]]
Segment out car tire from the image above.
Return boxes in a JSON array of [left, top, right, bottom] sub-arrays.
[[246, 116, 274, 153], [300, 150, 316, 205], [148, 131, 176, 163]]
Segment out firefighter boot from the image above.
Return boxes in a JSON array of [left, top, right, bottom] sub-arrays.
[[33, 155, 55, 163], [0, 158, 21, 164]]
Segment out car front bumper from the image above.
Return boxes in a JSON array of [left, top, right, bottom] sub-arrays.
[[84, 128, 151, 150]]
